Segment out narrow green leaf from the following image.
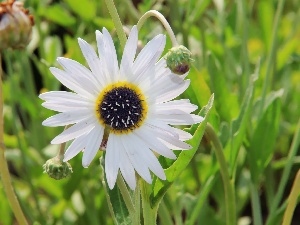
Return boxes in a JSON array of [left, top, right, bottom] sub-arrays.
[[258, 0, 274, 50], [226, 74, 257, 176], [207, 54, 239, 121], [248, 97, 281, 183], [100, 160, 132, 225]]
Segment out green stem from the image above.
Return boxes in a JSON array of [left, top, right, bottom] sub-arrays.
[[258, 0, 285, 117], [140, 179, 158, 225], [266, 118, 300, 225], [186, 175, 216, 225], [134, 179, 140, 225], [123, 0, 140, 20], [104, 0, 127, 49], [206, 124, 236, 225], [281, 169, 300, 225], [250, 181, 263, 225], [158, 200, 173, 225], [137, 10, 178, 47], [0, 53, 28, 225]]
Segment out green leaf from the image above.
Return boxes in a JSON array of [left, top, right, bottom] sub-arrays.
[[207, 54, 239, 121], [65, 0, 96, 21], [248, 97, 281, 183], [226, 74, 257, 176], [151, 94, 214, 206], [258, 0, 274, 50], [38, 4, 76, 27], [100, 159, 132, 225]]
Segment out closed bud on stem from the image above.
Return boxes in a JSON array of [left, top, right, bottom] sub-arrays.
[[43, 157, 73, 180], [165, 45, 193, 75], [0, 0, 34, 50]]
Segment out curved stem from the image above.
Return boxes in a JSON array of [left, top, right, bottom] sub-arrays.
[[0, 53, 28, 225], [206, 123, 236, 225], [137, 10, 179, 47], [105, 0, 127, 49], [281, 169, 300, 225]]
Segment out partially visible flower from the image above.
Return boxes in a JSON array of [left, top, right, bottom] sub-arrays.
[[40, 26, 203, 189], [43, 157, 73, 180], [165, 45, 193, 75], [0, 0, 34, 50]]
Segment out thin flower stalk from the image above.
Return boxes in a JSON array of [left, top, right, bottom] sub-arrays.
[[0, 54, 28, 225], [137, 10, 179, 47]]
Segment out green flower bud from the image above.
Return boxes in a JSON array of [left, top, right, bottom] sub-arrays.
[[165, 45, 193, 75], [43, 157, 73, 180], [0, 0, 34, 50]]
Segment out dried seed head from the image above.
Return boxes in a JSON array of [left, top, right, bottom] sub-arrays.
[[0, 0, 34, 50], [165, 45, 193, 75]]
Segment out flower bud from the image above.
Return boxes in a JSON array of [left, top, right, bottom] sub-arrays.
[[43, 157, 73, 180], [165, 45, 193, 75], [0, 0, 34, 50]]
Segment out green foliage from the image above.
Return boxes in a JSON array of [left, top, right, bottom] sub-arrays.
[[1, 0, 300, 224]]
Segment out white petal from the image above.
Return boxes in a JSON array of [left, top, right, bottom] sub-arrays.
[[42, 100, 93, 112], [96, 30, 112, 84], [130, 134, 166, 180], [50, 67, 95, 98], [105, 134, 121, 189], [64, 132, 89, 161], [118, 142, 136, 190], [82, 125, 104, 167], [144, 123, 191, 150], [77, 38, 107, 88], [131, 34, 166, 84], [57, 58, 100, 95], [147, 74, 190, 103], [155, 99, 198, 114], [39, 91, 88, 101], [158, 134, 191, 150], [173, 128, 192, 141], [145, 118, 179, 139], [154, 58, 170, 79], [121, 134, 152, 184], [156, 114, 203, 125], [120, 26, 138, 80], [51, 117, 97, 144], [42, 110, 92, 127], [134, 126, 176, 159], [102, 28, 119, 82]]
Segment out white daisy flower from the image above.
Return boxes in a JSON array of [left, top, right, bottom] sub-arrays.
[[40, 26, 203, 190]]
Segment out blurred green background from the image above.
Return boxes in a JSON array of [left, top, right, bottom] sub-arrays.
[[0, 0, 299, 224]]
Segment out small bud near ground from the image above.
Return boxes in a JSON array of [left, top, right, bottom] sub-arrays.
[[43, 157, 73, 180], [0, 0, 34, 50], [165, 45, 193, 75]]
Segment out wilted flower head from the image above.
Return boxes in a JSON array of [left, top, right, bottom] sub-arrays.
[[165, 45, 193, 75], [40, 26, 203, 189], [0, 0, 34, 50]]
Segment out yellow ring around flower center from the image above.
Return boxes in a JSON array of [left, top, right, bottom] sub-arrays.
[[95, 81, 148, 134]]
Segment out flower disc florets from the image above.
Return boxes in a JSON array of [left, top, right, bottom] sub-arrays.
[[96, 82, 147, 134]]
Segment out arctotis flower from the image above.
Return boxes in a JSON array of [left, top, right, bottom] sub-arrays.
[[40, 26, 203, 190]]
